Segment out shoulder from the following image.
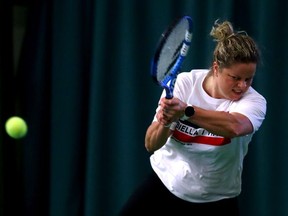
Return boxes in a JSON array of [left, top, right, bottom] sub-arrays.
[[244, 87, 267, 105], [235, 87, 266, 112], [232, 87, 267, 132]]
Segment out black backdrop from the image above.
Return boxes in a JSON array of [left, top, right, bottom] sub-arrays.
[[1, 0, 288, 215]]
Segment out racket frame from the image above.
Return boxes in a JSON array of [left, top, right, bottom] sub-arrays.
[[151, 16, 193, 99]]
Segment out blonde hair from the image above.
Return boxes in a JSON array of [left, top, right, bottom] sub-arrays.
[[210, 20, 260, 68]]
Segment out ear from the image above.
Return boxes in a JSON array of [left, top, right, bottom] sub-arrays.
[[212, 61, 219, 77]]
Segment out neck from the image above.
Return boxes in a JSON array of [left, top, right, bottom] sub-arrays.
[[203, 72, 215, 97]]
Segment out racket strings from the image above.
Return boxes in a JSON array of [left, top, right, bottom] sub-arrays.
[[157, 20, 190, 81], [151, 16, 193, 99]]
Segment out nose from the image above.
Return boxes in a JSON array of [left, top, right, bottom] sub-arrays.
[[240, 80, 248, 88], [237, 80, 247, 89]]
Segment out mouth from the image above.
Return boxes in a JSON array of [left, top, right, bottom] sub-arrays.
[[230, 89, 243, 100], [232, 89, 243, 95]]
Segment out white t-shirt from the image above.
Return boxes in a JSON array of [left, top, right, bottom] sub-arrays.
[[150, 69, 267, 203]]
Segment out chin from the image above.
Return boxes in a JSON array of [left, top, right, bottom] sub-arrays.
[[230, 95, 242, 101]]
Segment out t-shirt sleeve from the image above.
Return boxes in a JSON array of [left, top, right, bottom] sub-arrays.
[[230, 88, 267, 132]]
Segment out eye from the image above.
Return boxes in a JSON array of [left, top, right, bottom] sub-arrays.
[[228, 74, 239, 81], [245, 77, 253, 84]]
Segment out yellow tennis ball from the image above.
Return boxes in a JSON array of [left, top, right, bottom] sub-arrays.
[[5, 116, 28, 139]]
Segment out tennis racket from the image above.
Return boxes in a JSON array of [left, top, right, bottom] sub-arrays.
[[151, 15, 193, 99]]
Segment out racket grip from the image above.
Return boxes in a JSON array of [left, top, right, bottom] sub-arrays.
[[164, 86, 173, 99], [165, 94, 173, 99]]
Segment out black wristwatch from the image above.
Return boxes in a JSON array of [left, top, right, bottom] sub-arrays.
[[181, 106, 195, 120]]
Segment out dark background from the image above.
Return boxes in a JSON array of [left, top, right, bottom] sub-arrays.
[[0, 0, 287, 215]]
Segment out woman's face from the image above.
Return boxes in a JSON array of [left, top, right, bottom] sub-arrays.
[[214, 62, 256, 101]]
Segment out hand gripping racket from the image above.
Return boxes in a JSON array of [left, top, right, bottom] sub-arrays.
[[151, 16, 193, 99]]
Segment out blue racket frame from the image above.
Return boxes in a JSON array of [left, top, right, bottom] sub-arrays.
[[151, 16, 193, 99]]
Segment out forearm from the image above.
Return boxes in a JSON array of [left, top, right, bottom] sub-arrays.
[[189, 106, 253, 138], [145, 122, 173, 153]]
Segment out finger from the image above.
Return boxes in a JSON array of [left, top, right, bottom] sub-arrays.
[[163, 108, 169, 114]]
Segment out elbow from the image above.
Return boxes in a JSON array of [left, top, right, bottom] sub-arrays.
[[145, 142, 155, 153], [145, 147, 154, 154], [225, 130, 241, 138], [225, 113, 254, 138], [226, 124, 251, 138]]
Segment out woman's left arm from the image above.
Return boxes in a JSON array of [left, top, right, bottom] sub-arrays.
[[188, 106, 253, 138]]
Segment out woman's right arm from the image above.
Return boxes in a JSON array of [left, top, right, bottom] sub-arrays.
[[145, 122, 173, 153], [145, 96, 187, 153]]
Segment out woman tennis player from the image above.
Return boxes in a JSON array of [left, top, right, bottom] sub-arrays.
[[119, 19, 266, 216]]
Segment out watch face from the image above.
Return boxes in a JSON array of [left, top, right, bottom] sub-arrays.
[[185, 106, 195, 117]]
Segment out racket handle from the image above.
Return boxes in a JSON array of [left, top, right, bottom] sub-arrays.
[[165, 95, 173, 99], [165, 90, 173, 99]]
